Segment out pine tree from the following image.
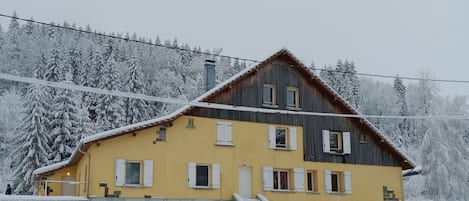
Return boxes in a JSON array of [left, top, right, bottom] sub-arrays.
[[44, 39, 62, 83], [324, 60, 360, 109], [9, 83, 51, 193], [23, 18, 35, 35], [75, 107, 95, 140], [95, 55, 125, 131], [124, 57, 150, 124], [0, 24, 5, 52], [319, 65, 336, 87], [393, 75, 410, 147], [64, 38, 82, 84], [49, 76, 80, 163], [4, 12, 22, 73]]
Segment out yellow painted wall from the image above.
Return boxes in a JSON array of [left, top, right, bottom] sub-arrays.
[[37, 165, 77, 196], [44, 115, 404, 201]]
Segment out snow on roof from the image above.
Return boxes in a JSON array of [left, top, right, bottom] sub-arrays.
[[34, 48, 415, 175], [402, 165, 422, 177], [32, 160, 70, 176]]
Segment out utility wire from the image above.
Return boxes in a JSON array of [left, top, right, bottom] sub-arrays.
[[1, 73, 468, 120], [311, 67, 469, 83], [1, 12, 469, 84], [0, 13, 259, 63]]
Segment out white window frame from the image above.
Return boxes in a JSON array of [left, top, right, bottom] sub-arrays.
[[187, 162, 220, 189], [195, 164, 210, 188], [115, 159, 153, 187], [125, 161, 142, 186], [273, 169, 290, 191], [216, 121, 233, 146], [268, 126, 297, 151], [275, 128, 287, 149], [322, 130, 351, 154], [286, 86, 300, 109], [263, 84, 277, 107], [324, 170, 352, 194]]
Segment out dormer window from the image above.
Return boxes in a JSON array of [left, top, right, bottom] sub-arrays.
[[286, 86, 300, 109], [263, 84, 277, 108]]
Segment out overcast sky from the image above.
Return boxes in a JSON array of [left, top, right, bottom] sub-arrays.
[[1, 0, 468, 96]]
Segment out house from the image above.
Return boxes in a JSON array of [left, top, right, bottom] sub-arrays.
[[33, 49, 415, 201]]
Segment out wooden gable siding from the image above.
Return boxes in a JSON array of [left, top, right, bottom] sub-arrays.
[[187, 58, 401, 167]]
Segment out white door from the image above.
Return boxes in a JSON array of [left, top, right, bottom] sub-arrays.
[[238, 166, 252, 198], [61, 176, 76, 196]]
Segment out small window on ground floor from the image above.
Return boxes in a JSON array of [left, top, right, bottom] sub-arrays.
[[273, 169, 290, 190], [307, 170, 318, 192], [115, 159, 153, 187], [196, 164, 209, 187], [125, 161, 141, 185], [325, 170, 351, 194], [187, 162, 220, 189]]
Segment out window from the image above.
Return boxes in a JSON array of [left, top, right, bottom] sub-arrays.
[[196, 165, 209, 187], [329, 132, 342, 153], [216, 121, 233, 145], [263, 84, 277, 107], [187, 163, 220, 189], [187, 118, 195, 128], [324, 170, 351, 194], [286, 87, 300, 108], [125, 162, 141, 185], [262, 167, 304, 192], [359, 133, 367, 143], [268, 126, 297, 150], [275, 128, 287, 148], [307, 170, 318, 192], [273, 169, 289, 190], [322, 130, 351, 154], [115, 159, 153, 187], [331, 172, 339, 192]]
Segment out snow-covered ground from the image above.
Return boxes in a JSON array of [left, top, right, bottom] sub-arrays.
[[0, 195, 88, 201]]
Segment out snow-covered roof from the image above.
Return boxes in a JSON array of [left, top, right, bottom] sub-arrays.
[[33, 160, 70, 176], [34, 48, 416, 175], [402, 165, 422, 177]]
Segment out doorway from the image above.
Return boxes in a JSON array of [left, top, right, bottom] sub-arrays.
[[238, 166, 252, 198], [61, 176, 76, 196]]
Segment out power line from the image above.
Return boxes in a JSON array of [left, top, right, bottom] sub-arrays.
[[1, 73, 468, 120], [311, 67, 469, 83], [0, 13, 259, 63], [1, 13, 469, 84]]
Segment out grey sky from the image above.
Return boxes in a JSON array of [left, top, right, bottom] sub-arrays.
[[1, 0, 468, 96]]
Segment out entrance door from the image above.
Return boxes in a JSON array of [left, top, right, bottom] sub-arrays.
[[238, 166, 252, 198], [61, 176, 76, 196]]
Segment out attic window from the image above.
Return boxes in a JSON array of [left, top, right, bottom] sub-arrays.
[[263, 84, 277, 108], [286, 86, 300, 109], [359, 133, 367, 143], [187, 118, 195, 129]]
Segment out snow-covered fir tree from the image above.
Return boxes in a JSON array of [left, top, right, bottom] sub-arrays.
[[8, 83, 51, 193], [320, 60, 360, 109], [3, 12, 22, 74], [64, 37, 82, 84], [393, 75, 410, 147], [124, 57, 150, 124], [49, 75, 80, 163], [44, 39, 62, 83], [95, 54, 125, 131]]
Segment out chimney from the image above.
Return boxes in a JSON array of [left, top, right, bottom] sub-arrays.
[[204, 59, 216, 91]]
